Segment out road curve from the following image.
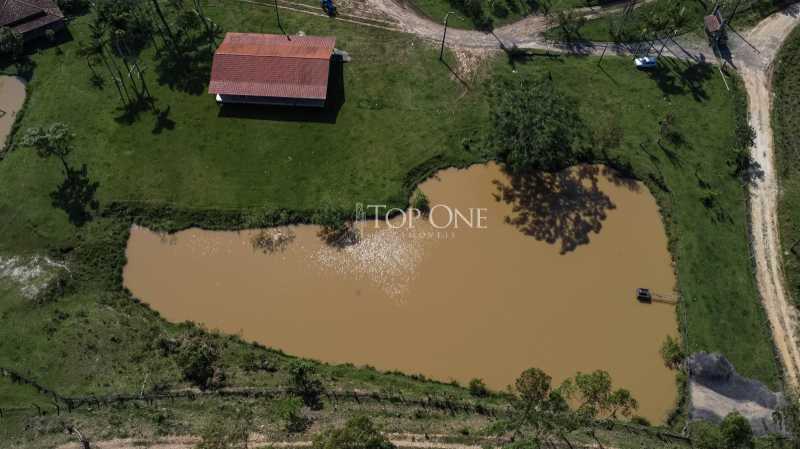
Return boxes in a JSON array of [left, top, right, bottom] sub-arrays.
[[366, 0, 716, 61], [734, 5, 800, 389]]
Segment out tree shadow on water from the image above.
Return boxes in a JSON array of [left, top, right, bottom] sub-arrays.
[[493, 165, 616, 254], [50, 163, 100, 227]]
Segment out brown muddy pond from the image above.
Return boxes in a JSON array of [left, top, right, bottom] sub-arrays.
[[0, 76, 26, 147], [124, 163, 678, 422]]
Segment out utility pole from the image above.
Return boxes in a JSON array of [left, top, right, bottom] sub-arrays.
[[275, 0, 290, 40], [440, 11, 461, 61]]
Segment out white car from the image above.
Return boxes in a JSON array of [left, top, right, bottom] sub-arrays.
[[635, 56, 658, 69]]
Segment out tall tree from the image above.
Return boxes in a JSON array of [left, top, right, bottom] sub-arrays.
[[491, 76, 583, 173], [21, 123, 74, 172], [0, 27, 23, 60]]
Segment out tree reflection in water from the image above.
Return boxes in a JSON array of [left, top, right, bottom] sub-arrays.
[[494, 165, 619, 254]]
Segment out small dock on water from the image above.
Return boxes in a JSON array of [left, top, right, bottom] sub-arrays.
[[636, 288, 679, 305]]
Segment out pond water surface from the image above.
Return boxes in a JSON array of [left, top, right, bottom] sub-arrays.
[[0, 76, 26, 148], [124, 163, 678, 422]]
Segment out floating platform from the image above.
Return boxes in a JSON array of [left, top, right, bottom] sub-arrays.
[[636, 288, 679, 304]]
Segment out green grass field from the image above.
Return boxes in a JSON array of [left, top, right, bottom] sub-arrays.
[[774, 26, 800, 308], [0, 3, 489, 253], [0, 0, 784, 444]]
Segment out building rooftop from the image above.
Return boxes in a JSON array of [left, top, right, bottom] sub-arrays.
[[0, 0, 63, 36], [208, 33, 337, 101]]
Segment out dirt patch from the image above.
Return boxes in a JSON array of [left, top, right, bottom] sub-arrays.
[[0, 255, 68, 299], [689, 352, 784, 434]]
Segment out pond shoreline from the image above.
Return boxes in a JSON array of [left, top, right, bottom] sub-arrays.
[[124, 162, 679, 422], [0, 76, 27, 155]]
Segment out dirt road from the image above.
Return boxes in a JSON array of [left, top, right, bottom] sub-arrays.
[[734, 5, 800, 389], [55, 434, 610, 449], [54, 435, 501, 449], [364, 0, 717, 62]]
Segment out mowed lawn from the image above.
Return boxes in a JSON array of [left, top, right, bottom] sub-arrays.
[[0, 2, 487, 253], [0, 0, 780, 403], [774, 26, 800, 307]]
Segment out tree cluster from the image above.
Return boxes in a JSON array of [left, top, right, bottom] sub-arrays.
[[491, 75, 584, 173], [79, 0, 223, 108], [176, 328, 226, 390], [288, 360, 325, 409], [0, 27, 23, 61], [494, 367, 638, 447], [690, 412, 754, 449]]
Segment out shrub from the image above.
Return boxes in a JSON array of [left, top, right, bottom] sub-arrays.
[[449, 0, 493, 30], [313, 416, 395, 449], [271, 397, 311, 433], [176, 329, 225, 390], [660, 335, 686, 370], [57, 0, 91, 14], [690, 421, 724, 449], [313, 204, 358, 247], [288, 360, 325, 409], [411, 190, 430, 214], [0, 27, 23, 61], [197, 407, 253, 449], [469, 378, 489, 397], [630, 415, 651, 426], [720, 412, 754, 449]]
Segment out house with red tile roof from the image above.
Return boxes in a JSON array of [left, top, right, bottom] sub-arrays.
[[0, 0, 64, 41], [209, 33, 337, 108]]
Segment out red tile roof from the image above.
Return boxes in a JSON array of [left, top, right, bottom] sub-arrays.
[[209, 33, 336, 101], [0, 0, 63, 36], [704, 15, 722, 33]]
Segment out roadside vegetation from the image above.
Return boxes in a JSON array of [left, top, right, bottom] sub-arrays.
[[0, 0, 788, 446], [547, 0, 794, 43], [408, 0, 592, 30], [774, 26, 800, 307]]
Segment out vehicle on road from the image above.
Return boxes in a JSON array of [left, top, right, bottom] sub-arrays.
[[635, 56, 658, 69]]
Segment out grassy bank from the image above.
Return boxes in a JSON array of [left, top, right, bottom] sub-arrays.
[[0, 0, 783, 445], [774, 26, 800, 307]]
